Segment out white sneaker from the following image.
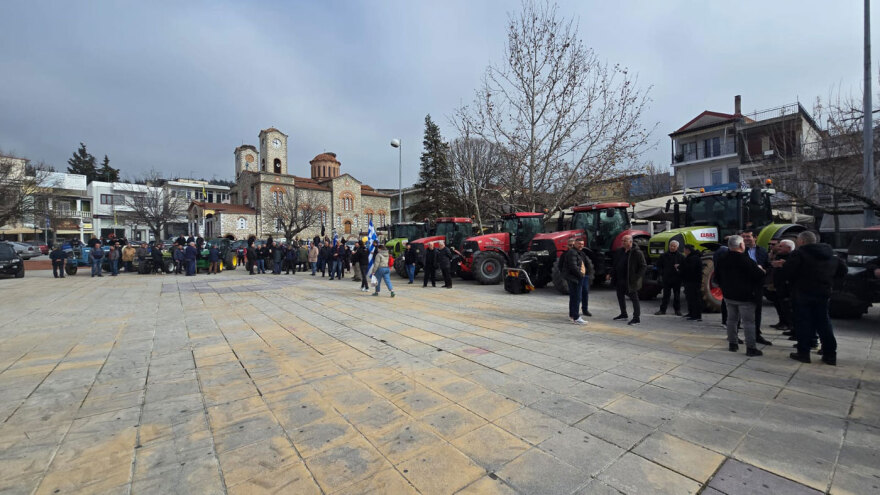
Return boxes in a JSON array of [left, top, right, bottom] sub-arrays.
[[573, 317, 588, 325]]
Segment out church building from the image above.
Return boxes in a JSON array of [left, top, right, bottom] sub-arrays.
[[188, 128, 390, 240]]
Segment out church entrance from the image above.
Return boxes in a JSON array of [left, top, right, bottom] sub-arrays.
[[344, 221, 352, 234]]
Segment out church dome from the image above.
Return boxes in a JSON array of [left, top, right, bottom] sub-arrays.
[[309, 152, 341, 180]]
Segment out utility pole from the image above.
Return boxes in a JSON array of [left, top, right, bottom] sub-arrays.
[[865, 0, 876, 226]]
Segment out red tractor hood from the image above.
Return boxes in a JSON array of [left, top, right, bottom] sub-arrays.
[[531, 230, 585, 242], [409, 235, 446, 246], [465, 232, 511, 250]]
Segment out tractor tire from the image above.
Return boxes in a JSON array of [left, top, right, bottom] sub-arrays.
[[225, 253, 237, 270], [551, 262, 569, 295], [164, 260, 175, 274], [138, 260, 151, 274], [393, 257, 407, 278], [700, 257, 723, 313], [533, 273, 549, 288], [473, 251, 505, 285], [829, 298, 868, 319], [65, 263, 78, 276]]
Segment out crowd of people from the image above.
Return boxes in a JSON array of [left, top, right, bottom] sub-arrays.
[[560, 229, 848, 365]]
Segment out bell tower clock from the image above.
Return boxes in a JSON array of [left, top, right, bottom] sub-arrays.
[[258, 127, 288, 175]]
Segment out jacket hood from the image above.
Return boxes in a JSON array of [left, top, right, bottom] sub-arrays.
[[800, 243, 834, 260]]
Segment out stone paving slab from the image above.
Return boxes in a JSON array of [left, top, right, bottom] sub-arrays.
[[1, 269, 879, 494]]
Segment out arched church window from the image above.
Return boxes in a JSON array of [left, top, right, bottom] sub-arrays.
[[261, 159, 266, 172], [274, 159, 282, 174], [237, 217, 247, 230]]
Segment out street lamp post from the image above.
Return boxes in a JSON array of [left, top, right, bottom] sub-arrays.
[[390, 139, 403, 223]]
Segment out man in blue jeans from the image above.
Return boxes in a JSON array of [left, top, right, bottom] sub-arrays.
[[562, 236, 591, 324], [89, 242, 104, 277]]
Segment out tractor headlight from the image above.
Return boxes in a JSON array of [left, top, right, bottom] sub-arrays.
[[650, 248, 664, 255]]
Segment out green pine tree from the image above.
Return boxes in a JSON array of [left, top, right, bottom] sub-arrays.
[[67, 143, 97, 182], [97, 154, 120, 182], [409, 115, 456, 220]]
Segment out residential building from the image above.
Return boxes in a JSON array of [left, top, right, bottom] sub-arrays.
[[160, 179, 230, 236], [376, 186, 424, 222], [88, 181, 160, 242]]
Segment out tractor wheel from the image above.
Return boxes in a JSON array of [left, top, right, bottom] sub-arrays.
[[473, 251, 505, 285], [65, 263, 78, 276], [138, 261, 151, 275], [551, 262, 569, 295], [164, 260, 175, 274], [225, 253, 237, 270], [700, 257, 723, 313], [393, 257, 407, 278], [829, 298, 868, 319]]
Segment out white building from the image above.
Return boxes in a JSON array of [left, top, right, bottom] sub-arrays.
[[88, 181, 160, 242]]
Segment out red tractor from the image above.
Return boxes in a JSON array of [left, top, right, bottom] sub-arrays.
[[517, 202, 650, 294], [406, 217, 474, 277], [459, 212, 545, 285]]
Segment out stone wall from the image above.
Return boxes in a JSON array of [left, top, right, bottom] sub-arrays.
[[362, 194, 392, 228], [219, 212, 255, 240]]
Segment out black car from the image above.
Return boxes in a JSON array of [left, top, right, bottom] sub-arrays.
[[0, 241, 25, 278], [831, 226, 880, 319]]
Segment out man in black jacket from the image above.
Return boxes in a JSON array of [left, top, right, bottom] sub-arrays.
[[611, 235, 646, 325], [50, 244, 66, 278], [435, 241, 454, 288], [769, 239, 795, 333], [563, 236, 592, 324], [655, 240, 685, 316], [680, 244, 703, 321], [355, 240, 371, 291], [741, 229, 772, 345], [423, 243, 437, 287], [716, 235, 766, 356], [782, 231, 847, 365]]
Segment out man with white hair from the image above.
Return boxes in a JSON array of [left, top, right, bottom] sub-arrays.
[[611, 234, 646, 325], [715, 234, 767, 356]]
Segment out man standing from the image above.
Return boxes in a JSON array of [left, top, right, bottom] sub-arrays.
[[680, 244, 703, 321], [435, 241, 454, 288], [308, 242, 319, 276], [354, 240, 370, 292], [423, 243, 437, 288], [716, 235, 766, 356], [107, 244, 119, 276], [770, 239, 795, 333], [404, 243, 416, 284], [89, 242, 104, 277], [655, 240, 684, 316], [285, 243, 297, 274], [208, 243, 221, 274], [611, 235, 646, 325], [172, 244, 184, 274], [184, 241, 198, 276], [246, 242, 257, 275], [272, 241, 283, 275], [741, 229, 772, 346], [151, 243, 165, 274], [50, 244, 66, 278], [562, 236, 591, 325], [783, 231, 846, 365], [122, 243, 136, 272]]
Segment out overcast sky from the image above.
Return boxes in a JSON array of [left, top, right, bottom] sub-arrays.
[[1, 1, 876, 188]]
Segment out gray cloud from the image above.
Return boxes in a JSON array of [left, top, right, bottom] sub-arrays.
[[1, 1, 876, 190]]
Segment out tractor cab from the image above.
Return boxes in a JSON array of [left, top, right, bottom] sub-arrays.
[[433, 217, 474, 251], [678, 187, 774, 241], [569, 202, 632, 252], [501, 212, 545, 253], [389, 222, 428, 243]]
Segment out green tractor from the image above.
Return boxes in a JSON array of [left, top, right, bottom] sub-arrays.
[[644, 183, 804, 312], [385, 222, 429, 277]]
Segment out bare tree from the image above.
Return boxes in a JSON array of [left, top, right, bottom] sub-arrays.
[[120, 172, 187, 241], [1, 154, 40, 230], [628, 161, 676, 202], [472, 0, 654, 216], [261, 188, 329, 241]]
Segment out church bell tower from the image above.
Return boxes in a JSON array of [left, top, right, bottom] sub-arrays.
[[258, 128, 288, 175]]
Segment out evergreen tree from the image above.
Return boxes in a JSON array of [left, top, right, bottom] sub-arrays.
[[409, 115, 457, 220], [97, 154, 120, 182], [67, 143, 97, 182]]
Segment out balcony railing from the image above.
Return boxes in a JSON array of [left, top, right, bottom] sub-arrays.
[[50, 209, 92, 219], [674, 140, 737, 163]]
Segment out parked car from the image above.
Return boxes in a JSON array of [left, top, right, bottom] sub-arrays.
[[24, 241, 49, 255], [0, 241, 25, 278], [9, 241, 42, 260]]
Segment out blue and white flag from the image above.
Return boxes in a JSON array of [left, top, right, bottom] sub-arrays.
[[332, 231, 339, 248], [366, 219, 379, 272]]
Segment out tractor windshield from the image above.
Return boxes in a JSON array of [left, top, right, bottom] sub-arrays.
[[572, 208, 628, 251], [504, 216, 543, 251], [391, 224, 425, 241], [686, 195, 740, 232], [436, 222, 471, 249]]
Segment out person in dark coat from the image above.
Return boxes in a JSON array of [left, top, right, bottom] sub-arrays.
[[172, 244, 184, 274], [435, 241, 455, 288], [611, 235, 646, 325], [246, 242, 257, 275], [562, 236, 592, 324], [257, 243, 269, 274], [89, 242, 104, 277], [712, 245, 730, 325], [175, 234, 186, 247], [151, 243, 165, 274], [107, 245, 120, 276], [50, 244, 66, 278], [655, 240, 685, 316], [769, 239, 795, 332], [87, 235, 100, 249], [333, 243, 345, 279], [404, 243, 417, 284], [354, 240, 370, 291], [680, 245, 703, 321], [208, 244, 220, 274], [423, 243, 437, 288], [715, 235, 766, 356], [781, 231, 847, 365], [319, 243, 332, 277], [284, 243, 296, 274], [184, 242, 198, 276], [741, 229, 772, 345], [272, 241, 283, 274]]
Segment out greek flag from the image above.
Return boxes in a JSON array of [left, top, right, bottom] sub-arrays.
[[366, 219, 378, 272], [332, 231, 339, 248]]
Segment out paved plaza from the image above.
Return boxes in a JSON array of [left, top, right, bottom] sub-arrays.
[[0, 268, 878, 494]]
